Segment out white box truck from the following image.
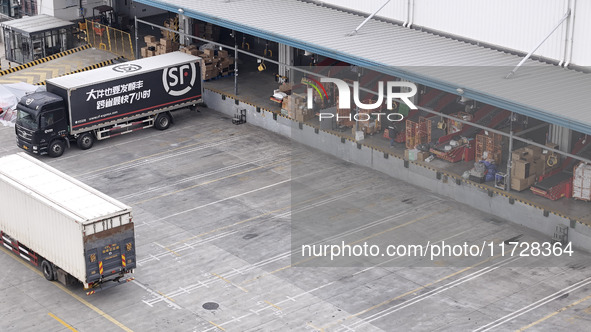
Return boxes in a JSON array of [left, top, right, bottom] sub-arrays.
[[15, 51, 202, 157], [0, 153, 136, 294]]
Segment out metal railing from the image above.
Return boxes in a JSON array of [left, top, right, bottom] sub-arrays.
[[85, 20, 134, 60]]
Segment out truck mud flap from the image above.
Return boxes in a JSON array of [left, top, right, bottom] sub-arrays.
[[86, 276, 135, 296]]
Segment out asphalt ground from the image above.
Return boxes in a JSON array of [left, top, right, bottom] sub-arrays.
[[0, 107, 591, 331]]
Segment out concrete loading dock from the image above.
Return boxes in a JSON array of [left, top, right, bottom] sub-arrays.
[[1, 108, 591, 331]]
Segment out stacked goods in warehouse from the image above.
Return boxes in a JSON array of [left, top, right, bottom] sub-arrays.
[[281, 93, 314, 122], [510, 144, 555, 191], [141, 35, 179, 58], [573, 162, 591, 201], [180, 44, 200, 56], [199, 48, 219, 80], [195, 22, 220, 41], [404, 149, 429, 162], [179, 46, 235, 80], [162, 18, 178, 40]]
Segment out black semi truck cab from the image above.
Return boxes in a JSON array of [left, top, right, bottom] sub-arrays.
[[15, 92, 69, 156]]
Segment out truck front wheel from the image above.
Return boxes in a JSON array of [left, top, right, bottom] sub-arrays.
[[77, 132, 95, 150], [154, 113, 172, 130], [41, 260, 55, 281], [48, 140, 65, 158]]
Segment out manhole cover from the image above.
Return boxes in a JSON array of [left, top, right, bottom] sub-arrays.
[[202, 302, 219, 310], [243, 234, 258, 240]]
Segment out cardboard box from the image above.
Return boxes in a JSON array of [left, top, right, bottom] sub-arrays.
[[218, 50, 228, 58], [512, 148, 534, 163], [279, 83, 292, 93], [524, 145, 542, 158], [144, 35, 156, 43], [511, 177, 530, 191], [531, 159, 544, 176], [405, 149, 418, 161], [203, 49, 215, 57], [416, 151, 429, 161], [512, 160, 530, 179], [140, 47, 148, 58], [295, 108, 305, 122]]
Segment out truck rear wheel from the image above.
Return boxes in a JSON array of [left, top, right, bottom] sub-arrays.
[[77, 132, 95, 150], [48, 140, 65, 158], [154, 113, 172, 130], [41, 260, 55, 281]]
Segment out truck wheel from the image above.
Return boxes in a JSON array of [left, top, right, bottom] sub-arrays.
[[77, 132, 95, 150], [41, 260, 55, 281], [48, 140, 65, 158], [154, 113, 171, 130]]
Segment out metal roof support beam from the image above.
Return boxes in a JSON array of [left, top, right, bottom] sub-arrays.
[[514, 123, 549, 136], [347, 0, 391, 36], [505, 9, 570, 79]]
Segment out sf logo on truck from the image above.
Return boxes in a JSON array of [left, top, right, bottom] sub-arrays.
[[162, 63, 197, 96], [112, 64, 142, 73]]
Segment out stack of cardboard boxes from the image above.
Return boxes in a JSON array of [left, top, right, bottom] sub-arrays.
[[141, 35, 179, 58], [179, 46, 235, 81], [511, 143, 560, 191], [162, 19, 177, 40], [573, 162, 591, 201], [195, 22, 220, 41], [281, 93, 314, 122], [404, 149, 429, 162]]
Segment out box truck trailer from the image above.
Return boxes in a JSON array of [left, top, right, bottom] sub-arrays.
[[0, 153, 136, 294], [15, 51, 203, 157]]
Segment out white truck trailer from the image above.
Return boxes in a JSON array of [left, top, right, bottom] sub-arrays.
[[0, 153, 136, 294]]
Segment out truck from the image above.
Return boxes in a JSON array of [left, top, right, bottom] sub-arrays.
[[15, 51, 203, 157], [0, 153, 136, 294]]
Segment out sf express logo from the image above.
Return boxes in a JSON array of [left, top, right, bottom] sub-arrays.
[[162, 63, 197, 96]]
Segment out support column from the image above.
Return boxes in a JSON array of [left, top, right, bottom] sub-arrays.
[[178, 14, 193, 46], [234, 31, 238, 96], [278, 43, 293, 80], [549, 124, 572, 153]]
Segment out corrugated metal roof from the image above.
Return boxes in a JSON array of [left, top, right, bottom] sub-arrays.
[[0, 14, 74, 35], [0, 153, 130, 224], [136, 0, 591, 134]]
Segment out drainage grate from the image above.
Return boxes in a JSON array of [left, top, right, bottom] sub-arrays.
[[203, 302, 219, 310]]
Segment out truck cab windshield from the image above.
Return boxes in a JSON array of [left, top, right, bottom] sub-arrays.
[[17, 109, 38, 130]]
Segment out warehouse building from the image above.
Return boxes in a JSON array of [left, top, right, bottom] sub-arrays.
[[126, 0, 591, 248]]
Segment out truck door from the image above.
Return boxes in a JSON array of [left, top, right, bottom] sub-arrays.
[[39, 109, 67, 143]]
